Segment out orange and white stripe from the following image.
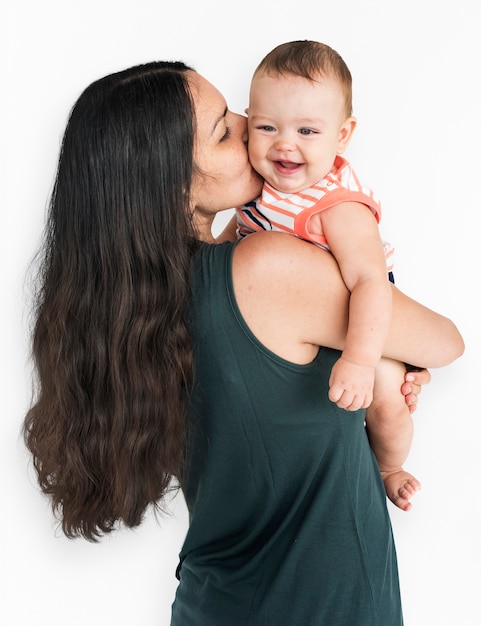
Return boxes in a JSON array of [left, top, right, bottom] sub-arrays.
[[237, 155, 394, 271]]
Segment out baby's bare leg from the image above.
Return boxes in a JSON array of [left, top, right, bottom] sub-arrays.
[[366, 358, 421, 512]]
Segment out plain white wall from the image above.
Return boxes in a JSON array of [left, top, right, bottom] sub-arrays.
[[4, 1, 480, 624]]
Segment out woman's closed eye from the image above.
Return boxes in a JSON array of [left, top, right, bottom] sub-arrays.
[[220, 126, 232, 142]]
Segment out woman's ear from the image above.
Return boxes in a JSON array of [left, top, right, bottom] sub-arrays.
[[337, 116, 357, 154]]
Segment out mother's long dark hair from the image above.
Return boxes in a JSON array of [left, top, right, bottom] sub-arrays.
[[23, 61, 199, 541]]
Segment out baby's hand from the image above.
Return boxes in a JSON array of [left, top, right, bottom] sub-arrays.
[[328, 356, 375, 411]]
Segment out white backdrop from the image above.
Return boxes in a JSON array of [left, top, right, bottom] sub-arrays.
[[4, 1, 480, 624]]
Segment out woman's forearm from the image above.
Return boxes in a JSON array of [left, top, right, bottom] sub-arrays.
[[385, 285, 464, 367]]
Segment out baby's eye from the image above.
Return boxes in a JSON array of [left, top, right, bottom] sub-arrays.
[[298, 128, 316, 135], [258, 125, 276, 132]]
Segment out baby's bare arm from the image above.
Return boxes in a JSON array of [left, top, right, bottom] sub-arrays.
[[321, 202, 393, 410]]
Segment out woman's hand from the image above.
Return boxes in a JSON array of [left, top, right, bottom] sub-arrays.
[[402, 368, 431, 413]]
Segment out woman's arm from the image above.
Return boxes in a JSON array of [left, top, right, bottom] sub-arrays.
[[233, 231, 464, 367]]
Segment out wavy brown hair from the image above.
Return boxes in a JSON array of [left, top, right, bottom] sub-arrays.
[[255, 40, 353, 117], [23, 61, 199, 541]]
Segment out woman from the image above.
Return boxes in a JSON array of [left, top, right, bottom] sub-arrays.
[[23, 61, 463, 625]]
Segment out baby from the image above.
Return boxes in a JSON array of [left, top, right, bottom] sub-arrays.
[[237, 40, 421, 511]]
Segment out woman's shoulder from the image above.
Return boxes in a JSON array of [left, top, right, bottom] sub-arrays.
[[233, 231, 334, 282], [232, 232, 346, 362], [235, 230, 313, 259]]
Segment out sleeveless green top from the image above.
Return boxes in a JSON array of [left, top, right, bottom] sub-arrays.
[[171, 242, 403, 625]]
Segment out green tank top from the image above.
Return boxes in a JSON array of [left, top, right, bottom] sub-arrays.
[[171, 241, 402, 625]]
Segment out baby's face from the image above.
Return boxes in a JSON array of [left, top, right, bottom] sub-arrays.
[[247, 71, 354, 194]]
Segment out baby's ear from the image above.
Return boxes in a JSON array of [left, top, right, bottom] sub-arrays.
[[337, 116, 357, 153], [244, 107, 249, 116]]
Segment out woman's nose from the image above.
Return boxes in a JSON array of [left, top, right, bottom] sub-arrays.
[[232, 112, 249, 143]]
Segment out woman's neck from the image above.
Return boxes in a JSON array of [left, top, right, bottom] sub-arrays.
[[193, 212, 217, 243]]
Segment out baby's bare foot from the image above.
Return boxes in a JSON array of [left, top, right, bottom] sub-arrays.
[[381, 470, 421, 512]]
